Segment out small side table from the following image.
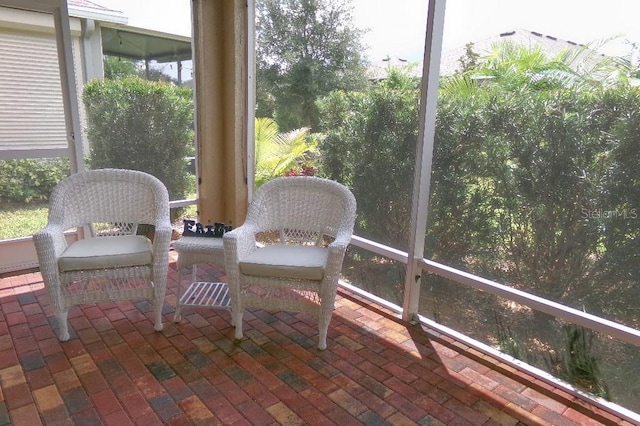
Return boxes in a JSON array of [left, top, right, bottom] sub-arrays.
[[172, 236, 230, 322]]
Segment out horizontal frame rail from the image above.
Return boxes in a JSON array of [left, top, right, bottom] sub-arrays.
[[418, 258, 640, 347], [348, 235, 640, 348], [349, 235, 408, 264], [169, 198, 197, 209]]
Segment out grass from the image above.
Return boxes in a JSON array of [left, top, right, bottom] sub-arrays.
[[0, 202, 49, 240], [0, 175, 199, 240], [0, 201, 199, 241]]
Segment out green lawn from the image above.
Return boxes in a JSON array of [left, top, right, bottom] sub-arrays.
[[0, 174, 199, 240], [0, 201, 198, 241], [0, 202, 49, 240]]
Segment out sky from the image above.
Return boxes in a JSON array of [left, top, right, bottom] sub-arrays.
[[95, 0, 640, 65]]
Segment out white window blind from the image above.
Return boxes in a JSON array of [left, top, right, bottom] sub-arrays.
[[0, 27, 67, 155]]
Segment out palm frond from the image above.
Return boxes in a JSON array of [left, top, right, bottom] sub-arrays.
[[254, 117, 317, 187]]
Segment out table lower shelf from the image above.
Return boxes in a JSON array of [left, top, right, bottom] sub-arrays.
[[178, 281, 231, 309]]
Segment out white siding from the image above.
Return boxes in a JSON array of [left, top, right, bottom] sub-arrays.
[[0, 27, 67, 154]]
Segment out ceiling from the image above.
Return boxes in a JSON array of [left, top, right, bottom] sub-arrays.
[[101, 26, 192, 63]]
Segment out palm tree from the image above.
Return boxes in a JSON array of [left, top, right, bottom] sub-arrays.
[[254, 117, 318, 188], [462, 39, 627, 91]]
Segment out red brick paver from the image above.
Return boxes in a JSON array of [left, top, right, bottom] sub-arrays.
[[0, 252, 634, 425]]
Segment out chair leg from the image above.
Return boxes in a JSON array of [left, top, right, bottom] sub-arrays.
[[233, 310, 244, 340], [318, 317, 329, 350], [318, 288, 336, 350], [56, 311, 70, 342], [173, 304, 182, 323], [153, 301, 164, 332], [174, 274, 183, 323], [318, 301, 335, 350]]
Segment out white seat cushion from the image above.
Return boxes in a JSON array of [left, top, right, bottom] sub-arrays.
[[58, 235, 153, 272], [239, 244, 328, 280]]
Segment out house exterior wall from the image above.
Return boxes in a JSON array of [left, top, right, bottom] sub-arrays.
[[0, 6, 85, 159], [79, 18, 104, 83], [0, 3, 86, 274]]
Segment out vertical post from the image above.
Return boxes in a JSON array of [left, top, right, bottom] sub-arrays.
[[246, 0, 256, 203], [52, 0, 84, 173], [402, 0, 447, 321], [191, 0, 250, 227]]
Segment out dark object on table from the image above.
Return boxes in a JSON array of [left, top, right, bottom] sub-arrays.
[[182, 220, 232, 238]]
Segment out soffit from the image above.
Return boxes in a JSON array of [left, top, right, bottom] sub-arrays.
[[101, 25, 192, 63]]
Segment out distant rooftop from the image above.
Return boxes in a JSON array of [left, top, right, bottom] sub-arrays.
[[367, 56, 422, 81], [439, 28, 605, 76], [68, 0, 117, 12], [368, 29, 607, 80], [66, 0, 191, 63], [67, 0, 127, 25]]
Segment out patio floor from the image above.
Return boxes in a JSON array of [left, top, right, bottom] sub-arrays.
[[0, 251, 632, 425]]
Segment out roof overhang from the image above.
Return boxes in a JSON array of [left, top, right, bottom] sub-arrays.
[[0, 0, 65, 14], [100, 24, 192, 63], [68, 6, 126, 25]]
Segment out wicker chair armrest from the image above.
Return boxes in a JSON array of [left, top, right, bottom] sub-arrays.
[[150, 223, 172, 293], [33, 224, 68, 301], [151, 224, 173, 252], [327, 239, 348, 253], [325, 239, 349, 276], [223, 226, 258, 301], [223, 225, 259, 265], [332, 227, 353, 246], [33, 224, 68, 260]]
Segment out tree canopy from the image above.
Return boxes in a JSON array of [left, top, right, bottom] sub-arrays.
[[255, 0, 369, 131]]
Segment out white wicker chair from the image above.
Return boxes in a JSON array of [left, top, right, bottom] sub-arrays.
[[223, 176, 356, 350], [33, 169, 172, 341]]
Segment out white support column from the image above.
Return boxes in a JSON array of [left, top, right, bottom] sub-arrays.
[[402, 0, 447, 321], [80, 18, 105, 83], [246, 0, 256, 202], [53, 0, 85, 173]]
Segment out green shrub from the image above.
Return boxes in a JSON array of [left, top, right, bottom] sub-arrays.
[[317, 69, 419, 251], [83, 77, 194, 201], [0, 158, 70, 203]]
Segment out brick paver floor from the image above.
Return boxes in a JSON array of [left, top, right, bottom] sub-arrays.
[[0, 251, 634, 425]]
